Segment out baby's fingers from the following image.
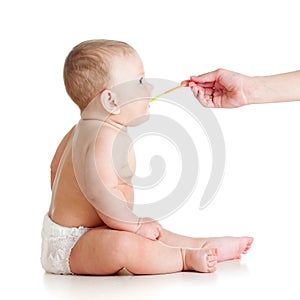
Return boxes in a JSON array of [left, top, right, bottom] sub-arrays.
[[156, 226, 163, 240]]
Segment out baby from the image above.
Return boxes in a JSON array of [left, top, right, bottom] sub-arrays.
[[41, 39, 253, 275]]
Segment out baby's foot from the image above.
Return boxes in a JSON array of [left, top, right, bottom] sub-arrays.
[[201, 237, 253, 262], [181, 248, 218, 273]]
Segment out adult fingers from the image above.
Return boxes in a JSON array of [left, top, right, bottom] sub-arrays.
[[190, 70, 219, 84]]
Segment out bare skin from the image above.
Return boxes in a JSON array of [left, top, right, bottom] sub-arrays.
[[188, 69, 300, 108], [49, 124, 252, 275], [160, 230, 253, 262], [49, 126, 219, 274], [69, 228, 218, 275], [48, 54, 253, 276]]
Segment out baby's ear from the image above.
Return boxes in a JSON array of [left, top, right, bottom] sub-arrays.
[[100, 90, 120, 115]]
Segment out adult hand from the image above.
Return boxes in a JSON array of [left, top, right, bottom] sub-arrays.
[[187, 69, 251, 108]]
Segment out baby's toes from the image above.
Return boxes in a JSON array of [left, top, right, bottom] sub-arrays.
[[208, 247, 218, 257], [242, 237, 254, 254], [206, 248, 218, 272]]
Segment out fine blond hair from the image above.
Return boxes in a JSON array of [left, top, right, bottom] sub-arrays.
[[63, 39, 137, 111]]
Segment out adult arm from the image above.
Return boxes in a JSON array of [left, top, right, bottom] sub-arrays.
[[189, 69, 300, 108]]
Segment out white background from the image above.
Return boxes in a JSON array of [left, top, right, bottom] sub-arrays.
[[1, 0, 300, 299]]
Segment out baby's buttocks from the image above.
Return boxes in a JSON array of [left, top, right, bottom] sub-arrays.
[[41, 214, 90, 275]]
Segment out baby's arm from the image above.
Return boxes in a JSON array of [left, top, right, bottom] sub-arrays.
[[73, 124, 162, 240], [90, 162, 162, 239], [92, 134, 162, 239]]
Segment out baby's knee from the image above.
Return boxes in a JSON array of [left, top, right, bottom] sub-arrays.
[[114, 230, 149, 256]]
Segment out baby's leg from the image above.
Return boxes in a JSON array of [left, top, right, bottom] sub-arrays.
[[160, 229, 253, 262], [69, 228, 217, 275]]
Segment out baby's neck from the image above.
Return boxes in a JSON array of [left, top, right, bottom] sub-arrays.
[[80, 100, 126, 131], [81, 113, 126, 132]]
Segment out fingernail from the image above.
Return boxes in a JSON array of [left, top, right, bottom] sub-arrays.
[[181, 80, 191, 87]]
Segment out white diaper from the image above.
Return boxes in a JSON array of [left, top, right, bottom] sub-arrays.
[[41, 214, 90, 275]]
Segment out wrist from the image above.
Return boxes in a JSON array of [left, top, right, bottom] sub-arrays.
[[244, 76, 261, 105]]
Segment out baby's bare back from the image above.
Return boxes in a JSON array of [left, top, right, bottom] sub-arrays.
[[49, 125, 103, 227], [49, 121, 135, 228]]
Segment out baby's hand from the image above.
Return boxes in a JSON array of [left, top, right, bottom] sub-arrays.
[[136, 217, 163, 241]]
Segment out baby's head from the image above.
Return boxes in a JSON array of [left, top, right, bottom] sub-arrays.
[[64, 39, 152, 125]]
